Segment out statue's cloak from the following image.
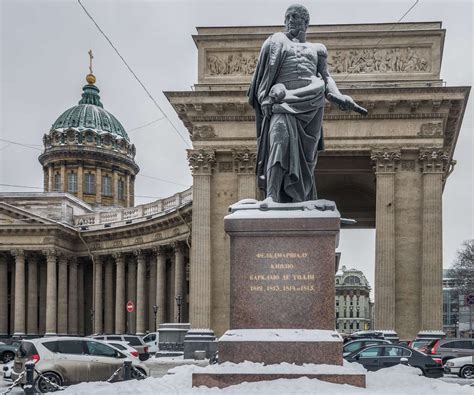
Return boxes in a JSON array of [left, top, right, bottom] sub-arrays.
[[248, 32, 326, 202]]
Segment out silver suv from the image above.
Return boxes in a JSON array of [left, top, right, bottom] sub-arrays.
[[12, 337, 149, 393], [426, 338, 474, 363]]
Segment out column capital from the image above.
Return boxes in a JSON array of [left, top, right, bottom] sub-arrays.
[[113, 252, 125, 263], [187, 149, 216, 175], [171, 241, 186, 254], [418, 148, 449, 173], [371, 149, 401, 173], [134, 249, 146, 262], [43, 249, 57, 259], [152, 245, 166, 257], [11, 249, 25, 258], [232, 148, 257, 174]]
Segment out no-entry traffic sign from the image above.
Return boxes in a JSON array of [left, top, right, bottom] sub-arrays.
[[126, 301, 134, 313], [465, 293, 474, 306]]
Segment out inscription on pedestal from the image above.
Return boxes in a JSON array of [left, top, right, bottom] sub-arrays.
[[227, 217, 339, 330]]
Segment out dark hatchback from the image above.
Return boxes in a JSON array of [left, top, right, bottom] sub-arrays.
[[345, 344, 443, 378]]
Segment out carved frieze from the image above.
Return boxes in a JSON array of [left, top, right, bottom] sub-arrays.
[[418, 122, 443, 137], [187, 149, 216, 175], [207, 51, 258, 76], [218, 162, 233, 173], [419, 148, 449, 173], [233, 148, 257, 174], [205, 47, 431, 76], [328, 47, 430, 74], [192, 125, 216, 140], [370, 150, 401, 172]]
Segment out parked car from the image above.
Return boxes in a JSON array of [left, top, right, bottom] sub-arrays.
[[444, 356, 474, 378], [142, 332, 159, 354], [12, 337, 149, 393], [0, 340, 20, 363], [343, 331, 384, 344], [345, 344, 444, 378], [343, 339, 391, 357], [425, 338, 474, 364], [378, 330, 399, 344], [3, 360, 13, 380], [91, 335, 149, 361], [104, 340, 140, 359]]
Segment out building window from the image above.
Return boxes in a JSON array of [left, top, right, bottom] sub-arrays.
[[336, 311, 339, 319], [118, 179, 125, 200], [356, 322, 360, 330], [102, 175, 112, 196], [54, 173, 61, 191], [84, 173, 95, 194], [336, 300, 339, 307], [67, 172, 77, 193]]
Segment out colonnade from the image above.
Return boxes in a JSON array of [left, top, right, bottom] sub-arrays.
[[0, 241, 189, 337]]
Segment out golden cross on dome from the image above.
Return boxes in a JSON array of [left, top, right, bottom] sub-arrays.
[[88, 49, 94, 74]]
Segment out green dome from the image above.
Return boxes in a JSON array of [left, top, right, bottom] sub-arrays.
[[51, 83, 129, 141]]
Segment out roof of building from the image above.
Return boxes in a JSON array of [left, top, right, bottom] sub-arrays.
[[51, 74, 129, 141]]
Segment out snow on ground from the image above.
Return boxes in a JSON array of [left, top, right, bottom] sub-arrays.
[[60, 363, 472, 395]]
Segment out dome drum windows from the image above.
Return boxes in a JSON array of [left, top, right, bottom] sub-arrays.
[[102, 175, 112, 197], [84, 173, 96, 195], [67, 171, 78, 193], [54, 173, 62, 191]]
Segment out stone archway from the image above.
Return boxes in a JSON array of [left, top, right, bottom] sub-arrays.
[[166, 22, 470, 339]]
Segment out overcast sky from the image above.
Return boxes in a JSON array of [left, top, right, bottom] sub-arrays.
[[1, 0, 472, 293]]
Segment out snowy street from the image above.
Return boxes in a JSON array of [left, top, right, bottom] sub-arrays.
[[1, 360, 473, 395]]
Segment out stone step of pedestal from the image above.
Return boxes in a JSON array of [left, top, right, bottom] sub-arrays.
[[218, 329, 343, 365], [193, 372, 366, 389]]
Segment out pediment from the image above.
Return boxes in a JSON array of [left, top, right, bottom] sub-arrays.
[[0, 202, 56, 226]]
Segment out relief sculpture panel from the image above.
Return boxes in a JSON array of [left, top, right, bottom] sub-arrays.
[[206, 47, 430, 76]]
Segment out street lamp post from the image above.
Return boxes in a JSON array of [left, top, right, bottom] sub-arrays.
[[152, 304, 158, 332], [175, 295, 183, 323]]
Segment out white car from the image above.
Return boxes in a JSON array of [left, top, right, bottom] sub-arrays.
[[104, 341, 140, 359], [142, 332, 159, 354], [444, 355, 474, 378]]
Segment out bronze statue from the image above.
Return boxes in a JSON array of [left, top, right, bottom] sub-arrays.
[[248, 4, 366, 203]]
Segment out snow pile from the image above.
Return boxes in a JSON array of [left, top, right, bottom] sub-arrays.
[[61, 363, 472, 395]]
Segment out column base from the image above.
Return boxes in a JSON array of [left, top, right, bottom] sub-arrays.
[[13, 332, 25, 337], [44, 332, 57, 337]]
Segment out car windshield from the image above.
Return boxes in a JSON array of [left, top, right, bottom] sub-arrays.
[[109, 343, 126, 350], [344, 342, 362, 352], [412, 340, 429, 348]]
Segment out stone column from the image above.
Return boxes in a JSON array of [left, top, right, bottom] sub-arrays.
[[27, 254, 39, 335], [155, 247, 166, 325], [12, 250, 26, 336], [77, 262, 85, 335], [60, 163, 66, 192], [187, 149, 215, 328], [104, 258, 114, 334], [0, 254, 8, 336], [45, 250, 57, 336], [113, 170, 119, 206], [39, 261, 47, 335], [57, 254, 68, 335], [77, 164, 84, 200], [68, 257, 78, 335], [371, 151, 399, 331], [127, 256, 137, 334], [96, 167, 102, 204], [233, 149, 257, 200], [115, 253, 126, 334], [173, 242, 185, 322], [135, 251, 146, 335], [47, 165, 53, 192], [148, 255, 157, 331], [126, 174, 131, 207], [94, 256, 103, 334], [420, 149, 447, 330]]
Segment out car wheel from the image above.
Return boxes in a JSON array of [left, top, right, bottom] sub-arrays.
[[36, 372, 63, 393], [460, 365, 474, 379], [2, 351, 14, 363], [131, 367, 147, 380]]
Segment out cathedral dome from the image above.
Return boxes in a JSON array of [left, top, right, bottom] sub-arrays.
[[51, 82, 129, 141]]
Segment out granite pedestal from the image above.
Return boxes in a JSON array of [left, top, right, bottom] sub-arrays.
[[193, 200, 366, 388]]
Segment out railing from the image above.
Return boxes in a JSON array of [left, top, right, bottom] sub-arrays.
[[73, 187, 192, 227]]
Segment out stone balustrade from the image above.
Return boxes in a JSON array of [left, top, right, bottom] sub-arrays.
[[74, 187, 192, 228]]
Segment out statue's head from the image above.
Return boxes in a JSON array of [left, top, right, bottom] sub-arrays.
[[284, 4, 310, 37]]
